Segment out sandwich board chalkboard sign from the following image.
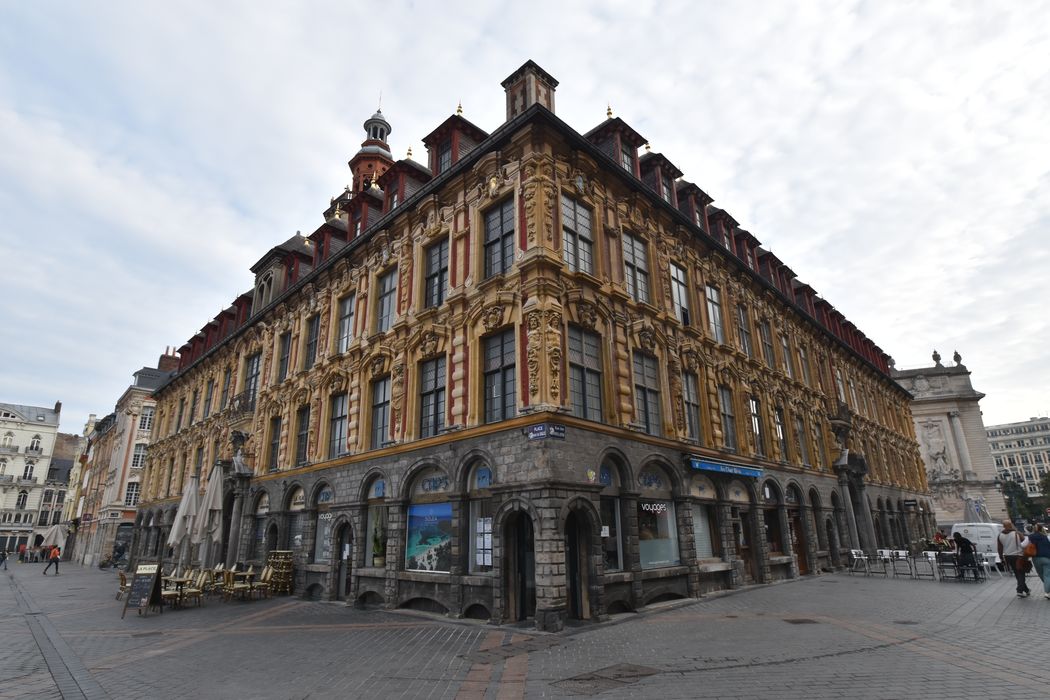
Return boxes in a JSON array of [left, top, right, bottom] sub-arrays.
[[122, 563, 162, 618]]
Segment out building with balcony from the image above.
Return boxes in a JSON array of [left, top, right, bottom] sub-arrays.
[[72, 356, 173, 566], [136, 61, 930, 631], [0, 400, 62, 554], [987, 416, 1050, 505], [893, 350, 1006, 531]]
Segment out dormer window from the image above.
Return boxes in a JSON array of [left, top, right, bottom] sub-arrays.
[[437, 139, 452, 174], [620, 147, 633, 172], [694, 209, 703, 228], [352, 211, 362, 238], [390, 189, 399, 209], [661, 176, 674, 204]]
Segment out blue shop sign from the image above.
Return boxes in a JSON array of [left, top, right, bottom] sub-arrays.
[[689, 458, 763, 479]]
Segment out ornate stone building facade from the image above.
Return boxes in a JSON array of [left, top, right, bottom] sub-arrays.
[[987, 417, 1050, 502], [0, 401, 64, 554], [136, 62, 929, 631], [893, 350, 1005, 530]]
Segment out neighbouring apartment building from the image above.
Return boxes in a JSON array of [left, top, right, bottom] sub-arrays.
[[987, 417, 1050, 500], [893, 350, 1006, 530], [74, 356, 174, 567], [136, 61, 930, 631], [0, 401, 65, 554]]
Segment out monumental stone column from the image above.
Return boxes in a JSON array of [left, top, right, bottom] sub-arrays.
[[947, 410, 975, 479]]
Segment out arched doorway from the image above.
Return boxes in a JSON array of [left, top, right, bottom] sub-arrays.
[[265, 523, 278, 557], [334, 522, 352, 601], [726, 480, 756, 583], [564, 510, 591, 621], [504, 511, 535, 623], [221, 492, 235, 564]]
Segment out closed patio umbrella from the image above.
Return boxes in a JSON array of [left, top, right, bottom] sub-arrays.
[[193, 463, 224, 568], [166, 472, 200, 570]]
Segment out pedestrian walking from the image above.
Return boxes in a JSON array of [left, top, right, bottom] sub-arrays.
[[997, 520, 1030, 597], [1020, 524, 1050, 599], [18, 543, 25, 563], [0, 549, 7, 570], [42, 546, 61, 575], [952, 531, 980, 580]]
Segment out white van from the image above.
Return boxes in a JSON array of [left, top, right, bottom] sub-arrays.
[[950, 522, 1004, 556]]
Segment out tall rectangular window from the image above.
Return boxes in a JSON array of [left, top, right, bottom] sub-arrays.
[[736, 304, 753, 358], [483, 330, 516, 423], [561, 195, 593, 274], [718, 385, 736, 450], [194, 446, 204, 475], [661, 175, 674, 203], [622, 233, 650, 303], [268, 416, 281, 471], [131, 443, 147, 469], [749, 396, 766, 457], [203, 380, 214, 417], [278, 332, 291, 381], [425, 239, 449, 308], [220, 368, 232, 410], [705, 285, 725, 344], [371, 377, 391, 449], [328, 394, 347, 459], [337, 294, 355, 353], [419, 356, 446, 438], [124, 482, 141, 507], [794, 414, 810, 465], [780, 335, 794, 379], [797, 345, 812, 385], [834, 368, 847, 403], [189, 390, 199, 425], [684, 372, 702, 442], [484, 199, 515, 278], [633, 352, 661, 435], [759, 321, 775, 368], [304, 315, 320, 370], [774, 406, 789, 460], [437, 138, 452, 174], [814, 420, 827, 467], [176, 398, 185, 431], [138, 406, 154, 431], [568, 326, 602, 422], [295, 405, 310, 465], [848, 377, 860, 410], [375, 269, 397, 333], [620, 147, 633, 172], [670, 263, 690, 325], [244, 352, 262, 405]]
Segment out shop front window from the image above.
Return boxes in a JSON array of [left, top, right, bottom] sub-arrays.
[[468, 464, 494, 573], [691, 503, 717, 559], [598, 464, 624, 571], [405, 468, 453, 573], [364, 477, 387, 567], [312, 485, 335, 564], [287, 486, 306, 551], [636, 465, 680, 569]]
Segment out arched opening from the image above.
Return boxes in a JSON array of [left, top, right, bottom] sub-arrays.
[[305, 583, 324, 601], [785, 484, 809, 575], [689, 474, 721, 563], [564, 509, 592, 621], [285, 486, 307, 554], [362, 475, 388, 568], [404, 467, 452, 573], [636, 464, 681, 570], [399, 597, 448, 614], [249, 492, 271, 560], [761, 480, 786, 559], [503, 511, 535, 623], [311, 483, 335, 564], [598, 460, 627, 572], [464, 603, 490, 620], [334, 521, 352, 601], [357, 590, 384, 608], [266, 523, 279, 557], [465, 463, 494, 575]]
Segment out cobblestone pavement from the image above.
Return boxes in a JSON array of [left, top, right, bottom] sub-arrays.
[[3, 561, 1050, 699]]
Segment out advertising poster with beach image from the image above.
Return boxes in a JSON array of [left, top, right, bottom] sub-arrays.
[[405, 502, 453, 572]]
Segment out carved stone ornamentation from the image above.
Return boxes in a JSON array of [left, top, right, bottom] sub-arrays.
[[668, 355, 685, 433], [420, 331, 440, 358], [638, 326, 656, 353], [546, 311, 562, 401], [526, 309, 543, 397], [391, 362, 405, 440], [576, 300, 598, 330], [370, 356, 387, 379], [482, 304, 505, 333]]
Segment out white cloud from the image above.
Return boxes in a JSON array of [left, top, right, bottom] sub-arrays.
[[1, 0, 1049, 430]]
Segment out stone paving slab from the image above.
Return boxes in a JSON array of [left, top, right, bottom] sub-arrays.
[[3, 561, 1050, 699]]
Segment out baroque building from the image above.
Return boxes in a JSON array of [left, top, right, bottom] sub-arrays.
[[0, 401, 64, 554], [893, 350, 1005, 530], [136, 62, 929, 631], [72, 355, 173, 566]]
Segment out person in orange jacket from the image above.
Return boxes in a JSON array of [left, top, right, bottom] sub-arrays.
[[42, 546, 61, 575]]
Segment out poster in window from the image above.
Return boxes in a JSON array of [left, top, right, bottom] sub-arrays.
[[405, 502, 453, 572]]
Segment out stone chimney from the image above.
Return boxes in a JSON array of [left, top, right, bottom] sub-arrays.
[[158, 346, 180, 373], [502, 60, 558, 121]]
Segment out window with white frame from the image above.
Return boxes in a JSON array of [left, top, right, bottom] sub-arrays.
[[139, 406, 154, 431], [705, 285, 725, 344], [375, 269, 397, 333], [337, 293, 356, 353], [622, 233, 650, 303], [124, 482, 141, 507], [561, 194, 594, 274], [424, 239, 449, 308], [484, 199, 515, 278], [736, 304, 753, 358], [749, 396, 766, 457], [131, 443, 147, 469], [684, 372, 702, 443], [670, 263, 690, 325], [759, 320, 775, 368]]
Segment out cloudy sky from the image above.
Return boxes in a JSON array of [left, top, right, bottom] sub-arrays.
[[2, 1, 1048, 435]]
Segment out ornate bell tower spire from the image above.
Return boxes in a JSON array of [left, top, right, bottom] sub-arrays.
[[348, 108, 395, 194]]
